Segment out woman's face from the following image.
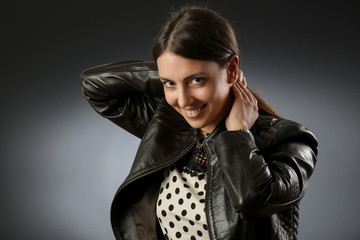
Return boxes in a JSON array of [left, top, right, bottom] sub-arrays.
[[157, 51, 235, 133]]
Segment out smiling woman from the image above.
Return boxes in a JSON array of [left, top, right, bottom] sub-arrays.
[[80, 6, 318, 240], [157, 52, 234, 133]]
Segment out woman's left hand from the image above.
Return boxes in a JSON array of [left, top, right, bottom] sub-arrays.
[[225, 73, 259, 131]]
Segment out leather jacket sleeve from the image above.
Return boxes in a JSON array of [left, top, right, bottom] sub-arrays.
[[80, 61, 163, 138], [215, 120, 318, 218]]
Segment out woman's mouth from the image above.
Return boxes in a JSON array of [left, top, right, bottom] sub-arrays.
[[183, 105, 207, 119]]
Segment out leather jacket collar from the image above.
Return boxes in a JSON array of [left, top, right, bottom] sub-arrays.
[[117, 98, 227, 195]]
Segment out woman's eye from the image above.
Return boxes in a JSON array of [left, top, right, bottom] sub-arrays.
[[163, 81, 175, 88], [191, 78, 204, 85]]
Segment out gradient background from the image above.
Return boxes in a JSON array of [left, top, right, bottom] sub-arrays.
[[2, 0, 359, 239]]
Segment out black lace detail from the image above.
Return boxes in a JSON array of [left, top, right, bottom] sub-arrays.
[[182, 131, 208, 177], [183, 145, 207, 176]]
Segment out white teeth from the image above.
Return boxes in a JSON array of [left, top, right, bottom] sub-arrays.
[[185, 108, 201, 116]]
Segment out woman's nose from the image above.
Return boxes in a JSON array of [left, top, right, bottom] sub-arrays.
[[177, 88, 192, 108]]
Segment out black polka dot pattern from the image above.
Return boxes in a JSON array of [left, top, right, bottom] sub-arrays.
[[156, 165, 209, 239]]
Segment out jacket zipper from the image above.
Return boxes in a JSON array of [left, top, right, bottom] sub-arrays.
[[204, 142, 215, 240]]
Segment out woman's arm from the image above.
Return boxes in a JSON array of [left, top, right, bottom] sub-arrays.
[[80, 61, 163, 138], [215, 120, 318, 218]]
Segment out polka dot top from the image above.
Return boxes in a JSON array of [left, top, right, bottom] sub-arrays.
[[156, 164, 210, 240]]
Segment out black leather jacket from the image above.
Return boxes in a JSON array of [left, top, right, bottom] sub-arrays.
[[80, 61, 318, 240]]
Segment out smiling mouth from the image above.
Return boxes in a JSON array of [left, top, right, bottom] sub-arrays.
[[183, 105, 207, 118]]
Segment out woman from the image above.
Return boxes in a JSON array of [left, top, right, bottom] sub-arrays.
[[81, 6, 318, 240]]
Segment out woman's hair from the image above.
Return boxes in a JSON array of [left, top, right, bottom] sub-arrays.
[[152, 7, 237, 67], [152, 6, 282, 119]]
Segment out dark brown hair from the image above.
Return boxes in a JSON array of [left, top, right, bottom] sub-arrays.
[[152, 6, 282, 119]]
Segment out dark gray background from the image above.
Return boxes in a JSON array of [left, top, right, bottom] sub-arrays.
[[2, 0, 359, 239]]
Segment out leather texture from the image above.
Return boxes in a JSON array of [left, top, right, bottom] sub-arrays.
[[81, 61, 318, 240]]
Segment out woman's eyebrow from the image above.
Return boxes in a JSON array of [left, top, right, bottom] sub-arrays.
[[183, 72, 208, 81], [159, 72, 208, 82]]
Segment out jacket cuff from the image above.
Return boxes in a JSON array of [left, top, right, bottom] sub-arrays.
[[217, 128, 257, 150]]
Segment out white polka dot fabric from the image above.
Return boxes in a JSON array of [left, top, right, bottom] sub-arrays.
[[156, 164, 210, 240]]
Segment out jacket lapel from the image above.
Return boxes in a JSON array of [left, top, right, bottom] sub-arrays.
[[122, 99, 196, 188]]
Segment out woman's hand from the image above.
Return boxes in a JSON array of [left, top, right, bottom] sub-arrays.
[[225, 72, 259, 131]]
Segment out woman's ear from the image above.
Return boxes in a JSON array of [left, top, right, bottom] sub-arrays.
[[227, 55, 239, 84]]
